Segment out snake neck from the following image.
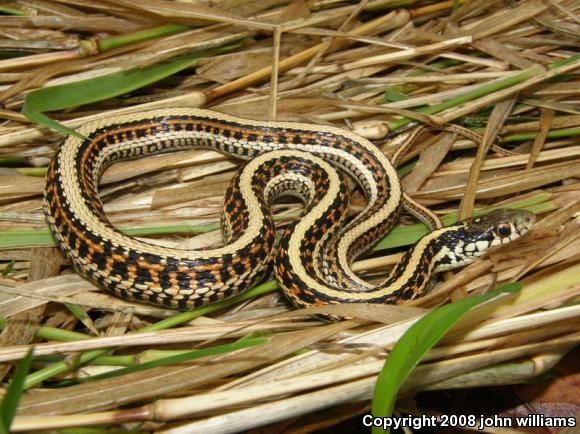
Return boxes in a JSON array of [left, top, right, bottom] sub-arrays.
[[377, 226, 460, 303], [276, 224, 464, 308]]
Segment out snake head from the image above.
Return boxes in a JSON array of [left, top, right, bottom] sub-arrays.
[[464, 208, 535, 242], [435, 209, 535, 271]]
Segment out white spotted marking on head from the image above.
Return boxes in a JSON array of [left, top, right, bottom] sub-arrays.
[[464, 243, 476, 252], [454, 240, 465, 256], [475, 240, 489, 251]]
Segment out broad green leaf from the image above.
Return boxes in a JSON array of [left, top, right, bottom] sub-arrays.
[[0, 348, 34, 433], [371, 282, 522, 434]]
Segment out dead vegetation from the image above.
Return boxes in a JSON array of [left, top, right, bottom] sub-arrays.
[[0, 0, 579, 432]]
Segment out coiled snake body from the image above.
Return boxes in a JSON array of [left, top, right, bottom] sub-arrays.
[[44, 108, 534, 310]]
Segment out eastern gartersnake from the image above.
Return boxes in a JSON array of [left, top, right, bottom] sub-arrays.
[[44, 108, 534, 309]]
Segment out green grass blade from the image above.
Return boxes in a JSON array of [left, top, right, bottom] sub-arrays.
[[381, 59, 461, 103], [1, 261, 15, 276], [22, 280, 279, 389], [0, 6, 26, 15], [24, 49, 211, 112], [386, 67, 542, 131], [500, 127, 580, 142], [64, 303, 89, 321], [0, 348, 34, 433], [387, 54, 580, 131], [22, 44, 239, 135], [23, 349, 109, 390], [15, 167, 47, 177], [137, 279, 279, 333], [97, 24, 191, 52], [57, 338, 268, 386], [371, 282, 522, 434], [396, 160, 417, 178], [21, 106, 84, 138], [383, 86, 408, 103], [0, 223, 220, 249]]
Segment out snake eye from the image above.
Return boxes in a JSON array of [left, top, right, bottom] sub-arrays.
[[495, 223, 512, 238]]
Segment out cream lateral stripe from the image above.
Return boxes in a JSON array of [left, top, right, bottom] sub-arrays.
[[335, 184, 401, 289], [332, 150, 401, 290], [297, 140, 400, 289]]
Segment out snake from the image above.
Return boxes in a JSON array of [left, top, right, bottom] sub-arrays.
[[44, 108, 535, 310]]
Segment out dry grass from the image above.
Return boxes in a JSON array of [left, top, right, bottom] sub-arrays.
[[0, 0, 579, 432]]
